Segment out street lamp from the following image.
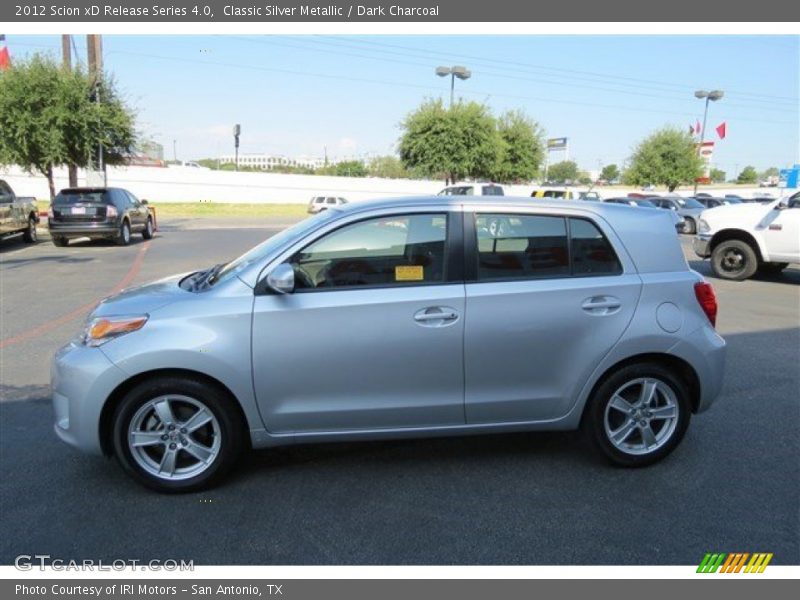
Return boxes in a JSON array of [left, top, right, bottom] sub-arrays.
[[436, 65, 471, 107], [233, 124, 241, 171], [694, 89, 724, 193]]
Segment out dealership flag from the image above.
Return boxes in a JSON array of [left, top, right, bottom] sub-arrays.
[[716, 122, 727, 140], [0, 35, 10, 70]]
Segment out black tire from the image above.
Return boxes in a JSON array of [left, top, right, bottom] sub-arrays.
[[22, 216, 38, 243], [51, 236, 68, 247], [683, 217, 696, 235], [116, 219, 131, 246], [112, 376, 245, 493], [757, 262, 788, 276], [142, 216, 154, 240], [710, 239, 758, 281], [583, 362, 691, 468]]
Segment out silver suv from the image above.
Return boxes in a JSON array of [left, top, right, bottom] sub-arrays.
[[308, 196, 348, 214], [52, 197, 726, 492]]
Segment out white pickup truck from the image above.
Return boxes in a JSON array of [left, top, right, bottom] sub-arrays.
[[693, 191, 800, 280]]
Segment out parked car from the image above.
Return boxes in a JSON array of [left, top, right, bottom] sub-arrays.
[[438, 184, 505, 196], [650, 197, 705, 234], [0, 179, 39, 243], [532, 188, 599, 201], [602, 197, 684, 232], [308, 196, 348, 214], [48, 187, 154, 247], [694, 192, 800, 280], [52, 196, 725, 492], [694, 197, 740, 209]]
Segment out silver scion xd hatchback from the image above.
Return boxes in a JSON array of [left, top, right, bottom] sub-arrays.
[[52, 197, 726, 492]]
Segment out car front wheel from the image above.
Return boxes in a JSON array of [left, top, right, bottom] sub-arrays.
[[584, 363, 691, 467], [112, 377, 244, 492], [710, 239, 758, 280], [683, 217, 696, 234]]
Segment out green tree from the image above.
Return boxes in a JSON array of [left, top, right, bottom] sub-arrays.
[[368, 155, 410, 179], [737, 165, 758, 184], [600, 164, 620, 182], [399, 99, 499, 184], [710, 168, 726, 183], [333, 160, 367, 177], [624, 127, 703, 192], [546, 160, 580, 184], [492, 109, 545, 183], [0, 53, 136, 199], [759, 166, 779, 179]]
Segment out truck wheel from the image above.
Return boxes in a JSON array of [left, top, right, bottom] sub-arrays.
[[116, 220, 131, 246], [683, 217, 696, 235], [52, 236, 68, 247], [22, 216, 38, 243], [711, 239, 758, 281]]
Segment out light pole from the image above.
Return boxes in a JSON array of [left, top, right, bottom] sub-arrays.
[[436, 65, 471, 107], [233, 124, 241, 171], [694, 89, 724, 193]]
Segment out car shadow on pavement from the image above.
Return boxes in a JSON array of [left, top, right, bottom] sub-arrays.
[[1, 327, 798, 565], [0, 255, 95, 269]]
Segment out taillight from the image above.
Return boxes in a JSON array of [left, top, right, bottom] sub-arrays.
[[106, 204, 118, 218], [694, 281, 718, 327]]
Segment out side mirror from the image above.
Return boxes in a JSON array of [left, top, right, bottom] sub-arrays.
[[140, 199, 149, 205], [266, 263, 295, 294]]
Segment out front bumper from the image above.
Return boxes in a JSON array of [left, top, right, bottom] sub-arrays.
[[693, 234, 712, 258], [51, 341, 129, 455]]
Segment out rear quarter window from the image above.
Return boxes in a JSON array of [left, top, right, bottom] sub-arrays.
[[569, 218, 622, 275]]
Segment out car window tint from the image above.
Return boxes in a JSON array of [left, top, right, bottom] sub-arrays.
[[475, 214, 569, 281], [53, 190, 110, 205], [569, 218, 622, 275], [291, 214, 448, 290]]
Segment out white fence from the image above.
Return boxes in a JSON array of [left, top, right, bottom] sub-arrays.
[[0, 165, 771, 204]]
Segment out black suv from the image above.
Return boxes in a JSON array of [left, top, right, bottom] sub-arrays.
[[48, 187, 154, 247]]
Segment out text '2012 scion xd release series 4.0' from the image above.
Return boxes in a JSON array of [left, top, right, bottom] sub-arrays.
[[52, 197, 726, 492]]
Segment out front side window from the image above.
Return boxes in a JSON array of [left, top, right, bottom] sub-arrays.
[[475, 214, 569, 280], [290, 213, 448, 290]]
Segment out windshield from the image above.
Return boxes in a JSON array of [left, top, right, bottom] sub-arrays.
[[679, 198, 704, 209], [212, 210, 338, 285], [634, 199, 657, 208]]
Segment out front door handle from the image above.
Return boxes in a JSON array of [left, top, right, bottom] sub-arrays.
[[414, 306, 459, 326]]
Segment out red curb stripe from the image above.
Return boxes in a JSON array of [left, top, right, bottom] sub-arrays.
[[0, 241, 151, 350]]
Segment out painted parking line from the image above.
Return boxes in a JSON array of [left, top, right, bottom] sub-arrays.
[[0, 240, 151, 350]]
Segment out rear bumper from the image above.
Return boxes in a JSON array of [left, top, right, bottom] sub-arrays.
[[48, 221, 119, 238], [693, 234, 712, 258], [668, 325, 726, 413]]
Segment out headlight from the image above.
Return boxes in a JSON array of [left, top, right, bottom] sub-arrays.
[[82, 315, 148, 347], [698, 219, 710, 234]]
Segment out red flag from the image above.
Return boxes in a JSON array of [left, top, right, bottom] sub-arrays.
[[0, 35, 10, 71], [695, 119, 702, 135], [716, 122, 726, 140]]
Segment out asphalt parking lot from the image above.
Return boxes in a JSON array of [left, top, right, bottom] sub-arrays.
[[1, 220, 798, 565]]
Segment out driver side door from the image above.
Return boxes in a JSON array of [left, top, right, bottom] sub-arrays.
[[251, 210, 466, 434]]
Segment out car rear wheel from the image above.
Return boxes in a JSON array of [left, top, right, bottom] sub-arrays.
[[710, 239, 758, 280], [584, 363, 691, 467], [116, 220, 131, 246], [112, 377, 244, 493], [142, 216, 154, 240], [51, 236, 68, 247], [22, 216, 38, 243]]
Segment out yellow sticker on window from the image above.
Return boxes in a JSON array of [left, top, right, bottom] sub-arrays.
[[395, 265, 424, 281]]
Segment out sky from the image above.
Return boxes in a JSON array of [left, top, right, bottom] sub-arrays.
[[6, 34, 800, 175]]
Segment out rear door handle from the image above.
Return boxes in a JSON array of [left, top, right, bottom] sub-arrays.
[[581, 296, 622, 315]]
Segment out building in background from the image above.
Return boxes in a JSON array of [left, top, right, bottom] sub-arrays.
[[218, 153, 339, 171]]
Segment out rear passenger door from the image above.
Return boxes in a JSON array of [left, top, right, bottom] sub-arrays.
[[463, 211, 641, 423]]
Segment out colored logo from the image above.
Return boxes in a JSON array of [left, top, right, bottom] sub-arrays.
[[697, 552, 773, 573]]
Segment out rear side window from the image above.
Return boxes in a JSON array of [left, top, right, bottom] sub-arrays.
[[53, 190, 110, 205], [475, 214, 569, 280], [482, 185, 504, 196], [474, 213, 621, 281], [569, 218, 622, 275]]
